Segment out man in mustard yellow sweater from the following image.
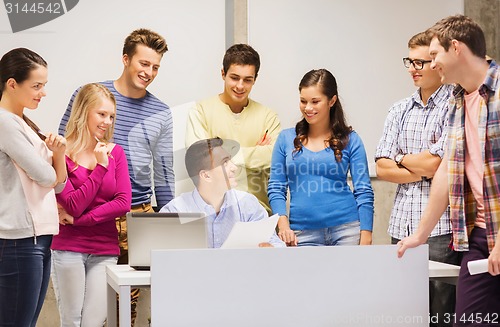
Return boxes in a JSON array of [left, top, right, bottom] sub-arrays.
[[186, 44, 280, 213]]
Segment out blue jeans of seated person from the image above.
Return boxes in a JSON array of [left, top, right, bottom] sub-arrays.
[[392, 234, 462, 327], [295, 221, 361, 246], [0, 235, 53, 327]]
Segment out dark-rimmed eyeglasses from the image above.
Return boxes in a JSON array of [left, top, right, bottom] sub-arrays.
[[403, 57, 432, 70]]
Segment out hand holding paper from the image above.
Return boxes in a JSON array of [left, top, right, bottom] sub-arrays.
[[221, 214, 279, 249], [467, 259, 488, 275]]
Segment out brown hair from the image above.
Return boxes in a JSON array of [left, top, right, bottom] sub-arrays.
[[408, 31, 433, 48], [0, 48, 48, 140], [427, 15, 486, 58], [222, 44, 260, 78], [294, 69, 352, 162], [122, 28, 168, 58], [185, 138, 224, 186]]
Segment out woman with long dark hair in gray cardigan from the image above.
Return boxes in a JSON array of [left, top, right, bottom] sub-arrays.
[[0, 47, 66, 327]]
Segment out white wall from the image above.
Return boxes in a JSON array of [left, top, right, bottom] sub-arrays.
[[0, 0, 226, 135], [1, 0, 464, 177], [248, 0, 464, 175]]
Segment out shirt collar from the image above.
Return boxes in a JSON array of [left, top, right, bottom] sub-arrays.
[[191, 187, 235, 212], [453, 60, 499, 96], [191, 188, 213, 212], [483, 60, 499, 93], [411, 84, 452, 108], [410, 89, 423, 106]]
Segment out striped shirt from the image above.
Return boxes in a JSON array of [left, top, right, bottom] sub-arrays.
[[59, 80, 175, 208], [375, 84, 453, 240], [447, 60, 500, 252]]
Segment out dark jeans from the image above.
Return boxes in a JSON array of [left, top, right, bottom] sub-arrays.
[[0, 235, 52, 327], [454, 227, 500, 326], [393, 234, 462, 327]]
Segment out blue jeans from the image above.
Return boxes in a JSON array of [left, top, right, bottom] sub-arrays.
[[0, 235, 53, 327], [295, 221, 361, 246]]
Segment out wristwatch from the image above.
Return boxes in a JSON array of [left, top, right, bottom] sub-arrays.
[[395, 153, 405, 166]]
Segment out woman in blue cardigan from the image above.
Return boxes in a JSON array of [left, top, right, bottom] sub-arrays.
[[268, 69, 374, 246]]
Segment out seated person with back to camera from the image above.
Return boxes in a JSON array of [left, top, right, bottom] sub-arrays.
[[160, 137, 284, 248]]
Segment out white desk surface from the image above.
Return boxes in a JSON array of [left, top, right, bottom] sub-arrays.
[[428, 260, 460, 278], [106, 264, 150, 289], [107, 259, 459, 287], [106, 265, 150, 327]]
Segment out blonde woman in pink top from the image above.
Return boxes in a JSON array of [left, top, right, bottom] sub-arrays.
[[51, 83, 131, 327], [0, 48, 67, 327]]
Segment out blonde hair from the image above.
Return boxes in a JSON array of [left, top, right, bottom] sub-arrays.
[[65, 83, 116, 163]]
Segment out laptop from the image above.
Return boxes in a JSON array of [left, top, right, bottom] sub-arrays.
[[126, 212, 208, 270]]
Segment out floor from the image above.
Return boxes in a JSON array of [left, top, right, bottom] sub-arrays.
[[37, 284, 152, 327]]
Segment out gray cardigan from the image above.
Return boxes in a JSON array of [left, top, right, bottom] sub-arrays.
[[0, 108, 58, 239]]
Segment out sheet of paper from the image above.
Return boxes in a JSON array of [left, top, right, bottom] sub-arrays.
[[467, 258, 488, 275], [221, 214, 279, 249]]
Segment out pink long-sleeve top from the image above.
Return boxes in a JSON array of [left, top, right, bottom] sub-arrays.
[[52, 145, 131, 255]]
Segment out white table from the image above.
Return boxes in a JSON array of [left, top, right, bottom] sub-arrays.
[[106, 260, 460, 327], [106, 265, 150, 327], [429, 260, 460, 285]]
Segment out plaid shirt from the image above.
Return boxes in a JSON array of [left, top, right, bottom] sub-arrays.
[[375, 84, 453, 240], [448, 60, 500, 252]]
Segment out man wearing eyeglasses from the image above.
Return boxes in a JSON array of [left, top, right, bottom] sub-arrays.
[[160, 138, 284, 248], [398, 15, 500, 324], [375, 31, 460, 327]]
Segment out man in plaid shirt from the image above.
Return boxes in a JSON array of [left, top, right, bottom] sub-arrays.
[[376, 31, 460, 327], [399, 15, 500, 325]]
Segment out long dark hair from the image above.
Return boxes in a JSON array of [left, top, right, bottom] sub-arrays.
[[0, 48, 48, 140], [293, 69, 351, 161]]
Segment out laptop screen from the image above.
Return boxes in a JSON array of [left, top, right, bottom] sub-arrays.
[[126, 212, 207, 270]]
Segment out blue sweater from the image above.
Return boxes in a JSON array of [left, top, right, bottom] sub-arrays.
[[268, 128, 374, 231]]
